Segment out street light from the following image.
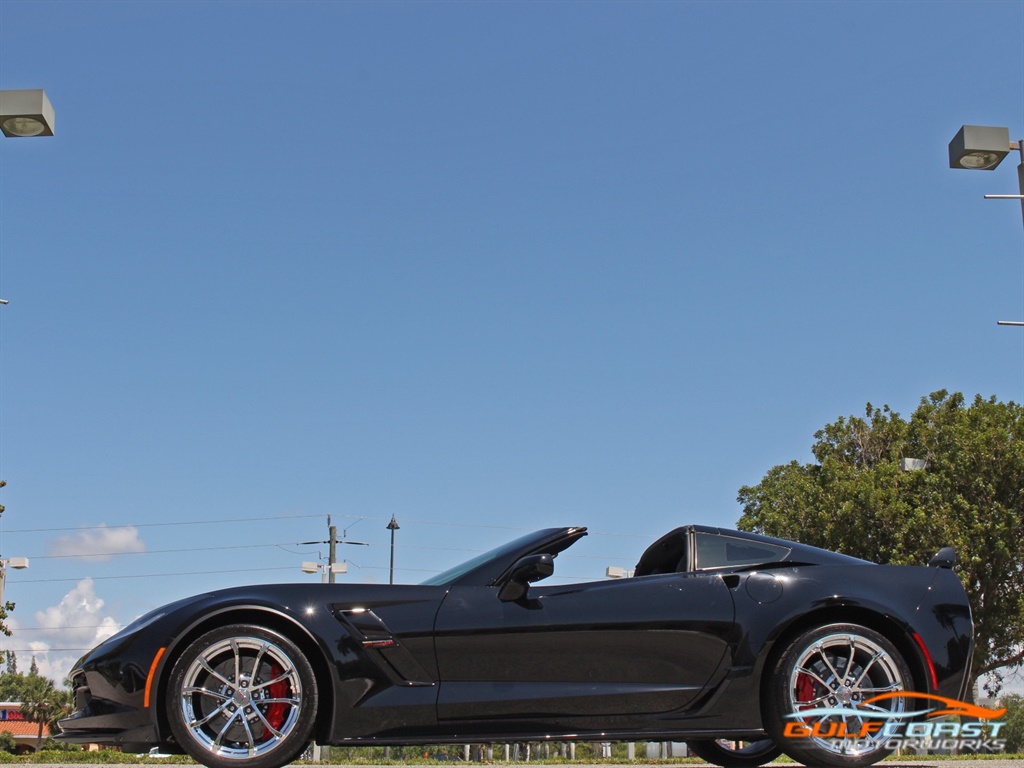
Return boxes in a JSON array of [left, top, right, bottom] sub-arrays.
[[0, 88, 47, 615], [0, 89, 55, 301], [0, 557, 29, 606], [949, 125, 1011, 170], [949, 124, 1024, 326], [948, 124, 1024, 227], [0, 89, 55, 138], [387, 516, 400, 585]]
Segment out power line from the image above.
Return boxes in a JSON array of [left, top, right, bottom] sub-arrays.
[[6, 550, 635, 589], [3, 513, 324, 534], [21, 542, 475, 562], [4, 513, 655, 540], [8, 625, 123, 632], [18, 566, 296, 584], [4, 516, 656, 593], [19, 539, 635, 563], [28, 541, 301, 561]]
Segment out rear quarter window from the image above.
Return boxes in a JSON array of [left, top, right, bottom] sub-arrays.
[[695, 533, 790, 570]]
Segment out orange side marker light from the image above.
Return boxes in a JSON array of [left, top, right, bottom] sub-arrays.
[[144, 648, 167, 708]]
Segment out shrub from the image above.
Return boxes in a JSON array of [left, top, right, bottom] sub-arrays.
[[1001, 693, 1024, 753]]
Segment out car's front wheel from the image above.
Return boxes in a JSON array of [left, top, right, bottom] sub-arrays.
[[764, 623, 912, 768], [685, 738, 782, 767], [166, 624, 318, 768]]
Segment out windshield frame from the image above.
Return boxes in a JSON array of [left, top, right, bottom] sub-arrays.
[[419, 527, 586, 587]]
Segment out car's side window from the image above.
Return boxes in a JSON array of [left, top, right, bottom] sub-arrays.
[[694, 533, 790, 570]]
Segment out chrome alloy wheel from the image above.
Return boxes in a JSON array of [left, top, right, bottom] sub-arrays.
[[787, 631, 907, 758], [177, 635, 304, 759]]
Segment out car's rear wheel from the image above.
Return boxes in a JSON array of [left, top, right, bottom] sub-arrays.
[[764, 623, 912, 768], [685, 738, 782, 767], [166, 624, 317, 768]]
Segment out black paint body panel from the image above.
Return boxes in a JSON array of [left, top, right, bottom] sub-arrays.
[[57, 525, 973, 750]]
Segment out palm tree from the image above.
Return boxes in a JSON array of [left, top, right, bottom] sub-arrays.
[[19, 673, 59, 752], [46, 688, 74, 738]]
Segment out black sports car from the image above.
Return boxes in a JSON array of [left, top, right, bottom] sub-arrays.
[[58, 525, 973, 768]]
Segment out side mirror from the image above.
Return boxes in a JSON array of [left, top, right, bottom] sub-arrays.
[[498, 554, 554, 602], [928, 546, 957, 569]]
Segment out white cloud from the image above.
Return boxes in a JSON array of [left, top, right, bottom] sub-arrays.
[[47, 525, 146, 561], [8, 579, 122, 684]]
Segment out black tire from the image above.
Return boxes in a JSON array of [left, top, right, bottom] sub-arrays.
[[686, 738, 782, 768], [763, 623, 913, 768], [166, 624, 318, 768]]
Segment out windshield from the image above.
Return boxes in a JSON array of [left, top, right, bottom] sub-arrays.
[[420, 530, 553, 586]]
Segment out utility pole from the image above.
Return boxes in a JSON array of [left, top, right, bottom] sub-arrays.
[[328, 519, 338, 584], [297, 516, 367, 583], [0, 483, 29, 608]]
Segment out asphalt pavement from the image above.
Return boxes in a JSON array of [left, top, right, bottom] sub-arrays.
[[325, 763, 1023, 768], [21, 762, 1024, 768]]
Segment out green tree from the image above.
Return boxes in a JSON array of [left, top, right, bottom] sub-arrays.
[[45, 687, 73, 737], [0, 601, 15, 640], [0, 730, 16, 755], [1001, 694, 1024, 753], [737, 390, 1024, 696], [0, 670, 28, 702]]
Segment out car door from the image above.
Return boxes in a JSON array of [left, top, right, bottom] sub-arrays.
[[432, 570, 735, 721]]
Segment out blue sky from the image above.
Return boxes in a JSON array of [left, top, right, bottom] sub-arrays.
[[0, 0, 1022, 687]]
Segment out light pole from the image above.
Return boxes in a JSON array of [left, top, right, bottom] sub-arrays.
[[0, 557, 29, 607], [0, 90, 55, 536], [387, 516, 400, 585], [948, 124, 1024, 326], [0, 89, 55, 138]]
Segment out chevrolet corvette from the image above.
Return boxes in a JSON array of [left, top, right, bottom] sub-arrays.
[[58, 525, 973, 768]]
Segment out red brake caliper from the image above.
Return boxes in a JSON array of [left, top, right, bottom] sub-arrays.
[[262, 663, 288, 737], [795, 672, 816, 715]]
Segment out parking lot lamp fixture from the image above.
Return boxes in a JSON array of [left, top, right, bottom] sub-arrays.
[[0, 89, 55, 137], [948, 124, 1023, 228], [948, 124, 1024, 327]]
